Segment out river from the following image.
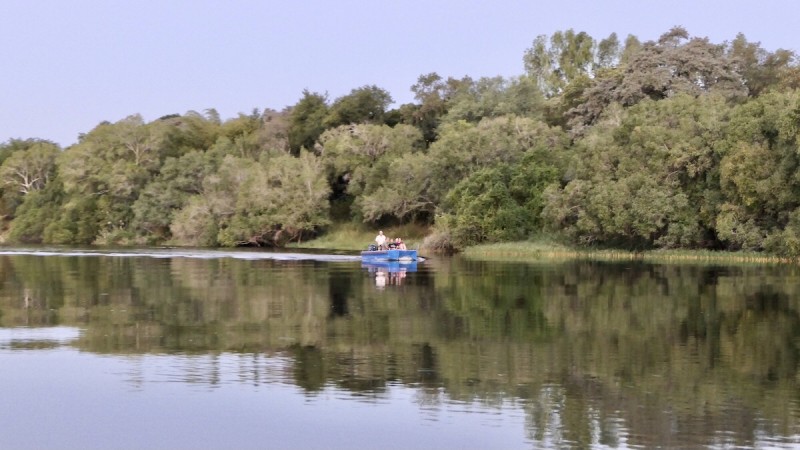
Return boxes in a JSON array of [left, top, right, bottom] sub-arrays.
[[1, 248, 799, 449]]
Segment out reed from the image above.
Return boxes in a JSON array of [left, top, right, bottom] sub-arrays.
[[463, 241, 793, 265]]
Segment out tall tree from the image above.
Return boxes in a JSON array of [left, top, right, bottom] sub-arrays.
[[407, 72, 474, 143], [317, 123, 424, 222], [325, 85, 393, 128], [0, 141, 59, 195], [288, 90, 329, 154], [523, 29, 596, 97], [569, 27, 746, 134], [543, 94, 732, 249], [727, 33, 800, 96], [717, 90, 800, 253]]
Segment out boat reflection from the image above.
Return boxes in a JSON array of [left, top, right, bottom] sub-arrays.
[[362, 261, 417, 288]]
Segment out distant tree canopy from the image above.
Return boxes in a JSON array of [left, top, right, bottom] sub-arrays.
[[2, 27, 800, 255]]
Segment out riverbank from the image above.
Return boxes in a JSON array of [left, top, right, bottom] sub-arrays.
[[462, 241, 794, 264], [294, 227, 792, 265], [289, 223, 429, 251]]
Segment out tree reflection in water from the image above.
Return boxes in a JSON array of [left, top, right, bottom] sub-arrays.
[[1, 253, 800, 448]]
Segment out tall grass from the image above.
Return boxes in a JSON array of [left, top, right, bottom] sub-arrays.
[[294, 226, 793, 265], [463, 241, 794, 265]]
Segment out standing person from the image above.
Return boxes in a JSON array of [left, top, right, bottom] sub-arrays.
[[375, 230, 386, 249]]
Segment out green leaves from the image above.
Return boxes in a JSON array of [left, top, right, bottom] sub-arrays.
[[543, 94, 727, 249], [170, 153, 331, 247], [2, 26, 800, 256], [0, 141, 59, 195]]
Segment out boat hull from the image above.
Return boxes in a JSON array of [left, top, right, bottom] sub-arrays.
[[360, 249, 417, 262]]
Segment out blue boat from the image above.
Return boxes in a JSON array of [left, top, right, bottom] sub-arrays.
[[360, 249, 418, 262]]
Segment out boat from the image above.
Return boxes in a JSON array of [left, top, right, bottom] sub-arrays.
[[360, 249, 418, 262]]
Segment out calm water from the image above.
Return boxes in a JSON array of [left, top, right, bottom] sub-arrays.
[[1, 248, 800, 449]]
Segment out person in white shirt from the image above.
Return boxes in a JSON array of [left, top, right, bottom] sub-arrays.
[[375, 230, 386, 249]]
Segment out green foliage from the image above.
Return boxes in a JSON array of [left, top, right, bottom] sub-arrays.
[[8, 178, 64, 243], [43, 195, 100, 244], [318, 123, 424, 223], [169, 195, 219, 246], [171, 153, 331, 247], [543, 94, 730, 249], [439, 166, 535, 245], [408, 72, 474, 143], [325, 85, 393, 128], [435, 124, 563, 247], [727, 33, 800, 96], [354, 152, 436, 223], [3, 26, 800, 257], [0, 140, 59, 220], [428, 116, 568, 208], [569, 27, 747, 133], [288, 90, 329, 154], [132, 150, 216, 241], [159, 111, 222, 159], [717, 90, 800, 251], [441, 76, 545, 125], [524, 29, 597, 97]]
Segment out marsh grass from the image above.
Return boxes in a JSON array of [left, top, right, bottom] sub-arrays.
[[463, 241, 793, 265], [291, 223, 430, 251]]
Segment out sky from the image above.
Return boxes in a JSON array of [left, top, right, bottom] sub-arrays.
[[2, 0, 799, 148]]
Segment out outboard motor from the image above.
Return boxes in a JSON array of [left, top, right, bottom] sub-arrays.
[[368, 244, 377, 251]]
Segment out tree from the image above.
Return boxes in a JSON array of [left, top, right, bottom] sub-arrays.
[[543, 94, 731, 249], [441, 76, 545, 125], [727, 33, 800, 96], [355, 152, 437, 223], [219, 152, 331, 246], [407, 72, 474, 143], [523, 29, 598, 97], [0, 141, 59, 201], [288, 90, 329, 154], [7, 177, 65, 243], [716, 91, 800, 252], [0, 139, 60, 220], [569, 27, 747, 134], [596, 32, 622, 69], [160, 111, 222, 160], [131, 150, 216, 241], [112, 114, 165, 168], [325, 85, 393, 128], [438, 158, 560, 247], [427, 116, 568, 207], [47, 115, 172, 244]]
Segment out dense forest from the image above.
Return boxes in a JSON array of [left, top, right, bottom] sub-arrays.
[[2, 27, 800, 254]]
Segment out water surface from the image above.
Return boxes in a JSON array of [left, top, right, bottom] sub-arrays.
[[1, 248, 799, 449]]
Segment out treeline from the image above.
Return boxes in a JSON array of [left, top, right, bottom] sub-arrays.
[[2, 27, 800, 254]]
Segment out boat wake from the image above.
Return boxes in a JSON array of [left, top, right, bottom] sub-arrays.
[[0, 247, 362, 262]]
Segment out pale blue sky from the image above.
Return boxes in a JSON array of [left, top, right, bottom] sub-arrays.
[[2, 0, 798, 147]]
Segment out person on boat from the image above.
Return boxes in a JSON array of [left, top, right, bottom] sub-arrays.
[[375, 231, 386, 250], [396, 238, 407, 250], [387, 238, 397, 249]]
